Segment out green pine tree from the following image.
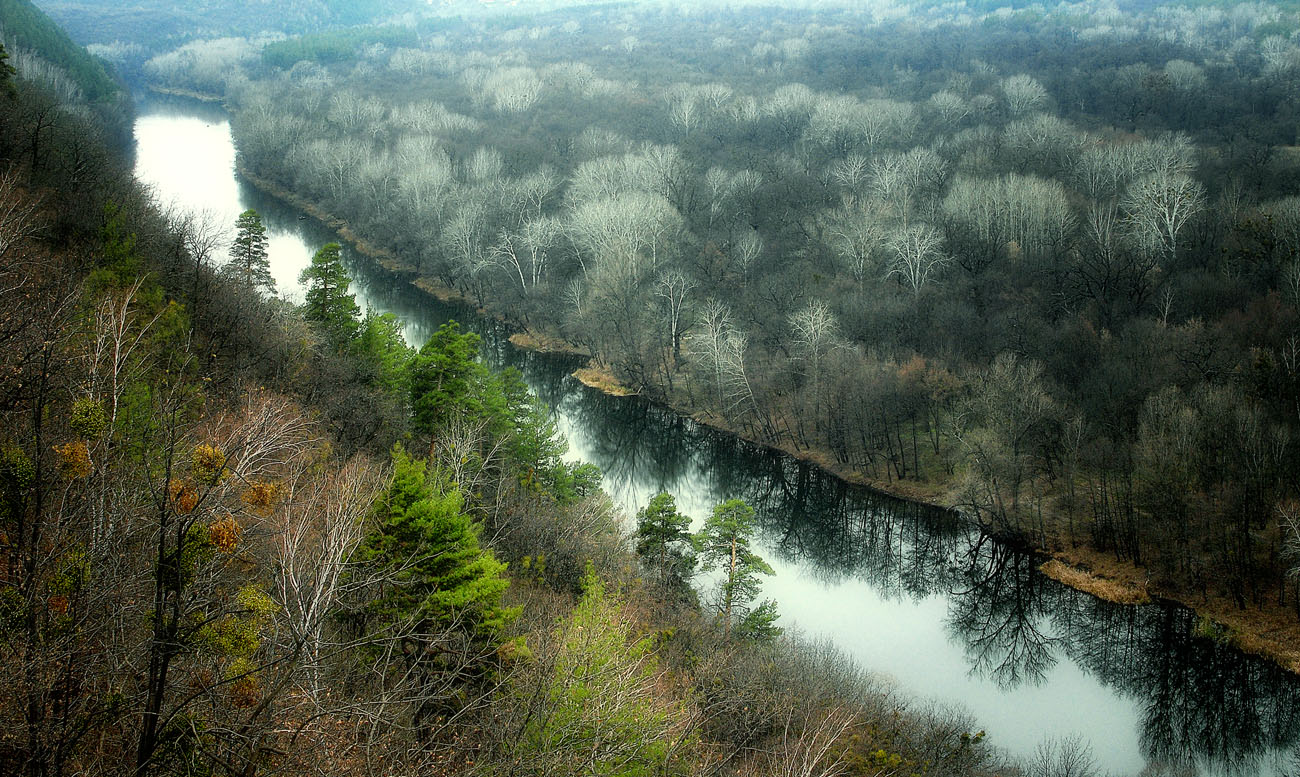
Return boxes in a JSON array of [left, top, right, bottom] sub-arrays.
[[300, 242, 360, 347], [695, 498, 779, 640], [227, 209, 275, 296], [635, 492, 695, 598], [409, 320, 487, 435], [352, 311, 414, 396], [357, 445, 515, 639], [511, 566, 683, 776], [0, 43, 16, 98]]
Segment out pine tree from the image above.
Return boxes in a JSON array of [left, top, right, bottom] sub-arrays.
[[0, 43, 16, 98], [300, 242, 360, 347], [353, 311, 414, 396], [409, 320, 487, 435], [227, 209, 274, 295], [357, 445, 515, 639], [635, 492, 695, 598], [696, 498, 779, 640]]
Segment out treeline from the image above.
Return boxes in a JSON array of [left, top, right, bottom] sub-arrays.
[[36, 0, 421, 49], [262, 25, 419, 70], [0, 0, 118, 101], [179, 0, 1300, 620], [0, 0, 131, 149], [0, 40, 1020, 777]]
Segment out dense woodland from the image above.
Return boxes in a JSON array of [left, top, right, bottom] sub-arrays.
[[0, 4, 1039, 777], [134, 0, 1300, 621]]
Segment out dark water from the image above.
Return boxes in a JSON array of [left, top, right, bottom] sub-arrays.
[[135, 97, 1300, 777]]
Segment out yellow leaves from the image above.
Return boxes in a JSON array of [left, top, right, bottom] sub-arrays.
[[240, 480, 280, 516], [208, 514, 242, 553], [191, 443, 227, 484], [169, 479, 199, 514], [54, 440, 92, 478]]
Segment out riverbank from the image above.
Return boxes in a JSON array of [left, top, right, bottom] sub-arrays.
[[1041, 543, 1300, 673], [146, 84, 225, 103], [231, 153, 1300, 676]]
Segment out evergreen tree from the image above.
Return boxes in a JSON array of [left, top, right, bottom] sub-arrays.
[[0, 43, 15, 98], [352, 311, 414, 396], [300, 242, 360, 347], [409, 320, 487, 435], [357, 445, 515, 639], [510, 566, 683, 775], [696, 498, 779, 640], [227, 209, 274, 295], [635, 492, 696, 598]]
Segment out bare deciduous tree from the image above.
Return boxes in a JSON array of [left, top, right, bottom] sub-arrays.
[[887, 224, 949, 295]]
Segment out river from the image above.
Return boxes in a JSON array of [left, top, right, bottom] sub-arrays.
[[134, 96, 1300, 777]]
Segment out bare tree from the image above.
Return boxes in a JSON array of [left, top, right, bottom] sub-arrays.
[[789, 300, 842, 438], [492, 216, 561, 295], [655, 269, 695, 361], [273, 455, 383, 700], [1122, 169, 1205, 263], [821, 204, 882, 282], [1000, 74, 1049, 117], [1028, 734, 1098, 777], [887, 224, 949, 295]]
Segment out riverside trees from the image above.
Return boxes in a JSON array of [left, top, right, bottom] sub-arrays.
[[0, 14, 1024, 777], [182, 0, 1300, 622]]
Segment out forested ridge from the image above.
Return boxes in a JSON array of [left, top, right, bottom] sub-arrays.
[[133, 0, 1300, 640], [0, 16, 1037, 777]]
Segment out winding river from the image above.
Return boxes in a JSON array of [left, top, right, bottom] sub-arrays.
[[134, 97, 1300, 777]]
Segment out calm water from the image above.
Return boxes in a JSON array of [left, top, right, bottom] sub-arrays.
[[134, 97, 1300, 777]]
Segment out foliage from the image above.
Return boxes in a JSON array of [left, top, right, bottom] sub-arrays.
[[507, 566, 686, 777], [696, 499, 779, 640], [635, 491, 695, 598], [300, 242, 360, 348], [409, 320, 486, 435], [352, 311, 413, 396], [356, 444, 515, 639], [0, 42, 15, 97], [227, 208, 274, 296]]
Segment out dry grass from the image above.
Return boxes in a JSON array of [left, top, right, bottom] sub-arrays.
[[573, 364, 637, 396], [1039, 558, 1151, 605], [1044, 545, 1300, 673], [509, 331, 586, 356]]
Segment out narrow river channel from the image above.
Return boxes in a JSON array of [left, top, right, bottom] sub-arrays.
[[134, 96, 1300, 777]]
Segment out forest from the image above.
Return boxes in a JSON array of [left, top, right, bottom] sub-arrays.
[[7, 0, 1300, 773], [134, 0, 1300, 631], [0, 2, 1030, 777]]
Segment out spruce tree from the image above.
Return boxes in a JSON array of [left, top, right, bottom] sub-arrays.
[[227, 209, 274, 295], [409, 320, 487, 435], [0, 43, 15, 98], [300, 242, 360, 347]]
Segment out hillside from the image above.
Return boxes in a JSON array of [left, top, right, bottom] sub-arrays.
[[0, 19, 1017, 777]]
